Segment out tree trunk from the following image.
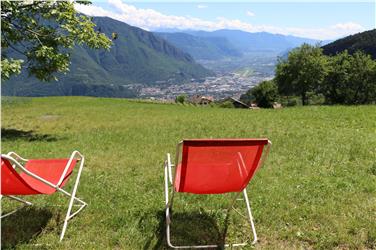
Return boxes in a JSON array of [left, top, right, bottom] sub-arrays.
[[301, 92, 307, 106]]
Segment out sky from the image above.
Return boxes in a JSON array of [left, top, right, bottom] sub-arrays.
[[75, 0, 376, 40]]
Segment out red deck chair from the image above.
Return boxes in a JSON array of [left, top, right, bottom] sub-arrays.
[[164, 139, 271, 248], [1, 151, 87, 241]]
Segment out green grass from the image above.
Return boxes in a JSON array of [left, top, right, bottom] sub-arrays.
[[1, 97, 376, 249]]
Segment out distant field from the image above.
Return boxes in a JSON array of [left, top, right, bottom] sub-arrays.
[[1, 97, 376, 249]]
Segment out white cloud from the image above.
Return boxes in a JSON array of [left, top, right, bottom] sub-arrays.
[[269, 22, 365, 40], [74, 1, 366, 40], [331, 22, 364, 30], [246, 10, 255, 17], [197, 5, 208, 9]]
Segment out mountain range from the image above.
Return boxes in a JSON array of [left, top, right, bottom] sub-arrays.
[[155, 29, 324, 60], [155, 32, 242, 60]]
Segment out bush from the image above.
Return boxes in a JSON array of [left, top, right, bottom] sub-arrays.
[[218, 100, 235, 108], [249, 80, 279, 108], [307, 92, 325, 105], [175, 94, 187, 104], [279, 96, 299, 107], [287, 98, 298, 107]]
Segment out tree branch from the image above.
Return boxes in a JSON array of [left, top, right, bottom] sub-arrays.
[[2, 33, 27, 57]]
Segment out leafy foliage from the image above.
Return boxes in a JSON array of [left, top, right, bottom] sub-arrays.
[[218, 100, 235, 108], [275, 44, 328, 105], [251, 80, 278, 108], [263, 40, 376, 106], [240, 80, 278, 108], [1, 58, 23, 79], [1, 0, 112, 81], [175, 94, 187, 104], [321, 50, 376, 104]]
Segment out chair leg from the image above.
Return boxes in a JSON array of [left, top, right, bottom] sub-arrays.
[[164, 159, 174, 248], [242, 188, 258, 245], [164, 156, 247, 248], [1, 195, 33, 219], [60, 158, 87, 241], [165, 192, 247, 249]]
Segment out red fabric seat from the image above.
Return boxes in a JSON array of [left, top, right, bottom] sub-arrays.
[[1, 157, 77, 195], [1, 159, 39, 195], [174, 139, 268, 194], [1, 151, 86, 241]]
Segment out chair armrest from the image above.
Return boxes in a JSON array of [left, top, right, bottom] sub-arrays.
[[6, 152, 28, 162], [167, 153, 174, 184], [56, 150, 84, 187]]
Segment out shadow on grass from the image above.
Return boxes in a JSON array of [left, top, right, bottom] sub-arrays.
[[146, 210, 231, 250], [1, 128, 58, 142], [1, 207, 52, 248]]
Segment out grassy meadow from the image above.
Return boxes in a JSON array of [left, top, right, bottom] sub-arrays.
[[1, 97, 376, 249]]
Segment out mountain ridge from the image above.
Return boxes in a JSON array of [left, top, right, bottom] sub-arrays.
[[155, 32, 242, 60], [152, 28, 327, 61], [155, 28, 324, 53]]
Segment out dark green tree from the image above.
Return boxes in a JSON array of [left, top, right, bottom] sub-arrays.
[[348, 51, 376, 104], [248, 80, 278, 108], [321, 50, 352, 104], [321, 50, 376, 104], [175, 94, 187, 104], [1, 0, 112, 81], [275, 44, 328, 105]]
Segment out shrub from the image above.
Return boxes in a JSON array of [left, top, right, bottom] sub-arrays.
[[175, 94, 187, 104], [307, 92, 325, 105], [218, 100, 235, 108], [287, 98, 298, 107], [250, 80, 279, 108]]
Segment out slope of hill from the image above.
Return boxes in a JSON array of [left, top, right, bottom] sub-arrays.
[[2, 17, 213, 97], [155, 32, 242, 60], [322, 29, 376, 59]]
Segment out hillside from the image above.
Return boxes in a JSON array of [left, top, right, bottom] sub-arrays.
[[2, 17, 213, 97], [322, 29, 376, 59], [2, 96, 376, 249], [155, 32, 242, 60]]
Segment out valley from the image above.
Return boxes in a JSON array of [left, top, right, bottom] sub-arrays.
[[139, 51, 277, 100], [3, 14, 374, 101], [140, 72, 271, 100]]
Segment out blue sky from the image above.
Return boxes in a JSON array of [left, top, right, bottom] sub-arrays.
[[76, 1, 375, 40]]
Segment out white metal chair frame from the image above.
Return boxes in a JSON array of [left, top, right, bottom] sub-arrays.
[[164, 141, 271, 248], [1, 151, 87, 241]]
